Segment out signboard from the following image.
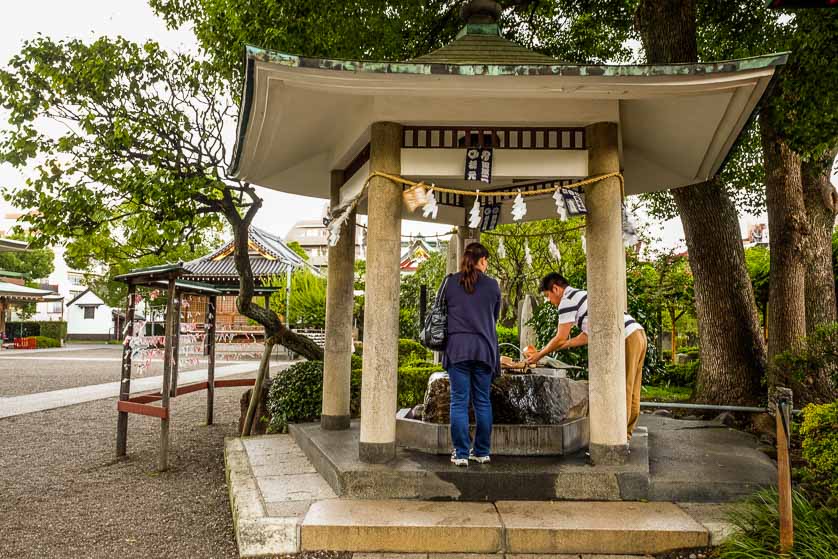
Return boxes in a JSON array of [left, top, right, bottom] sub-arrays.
[[479, 204, 501, 231], [561, 188, 587, 215], [465, 147, 493, 183]]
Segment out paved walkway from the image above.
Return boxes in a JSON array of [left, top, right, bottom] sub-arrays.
[[0, 362, 259, 419], [0, 343, 113, 355]]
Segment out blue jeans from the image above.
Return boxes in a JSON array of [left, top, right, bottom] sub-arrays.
[[448, 360, 493, 459]]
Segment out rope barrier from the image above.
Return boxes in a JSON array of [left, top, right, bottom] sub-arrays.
[[370, 170, 625, 199], [327, 170, 625, 246], [480, 224, 586, 238]]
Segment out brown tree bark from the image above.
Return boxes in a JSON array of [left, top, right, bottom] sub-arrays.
[[802, 155, 838, 333], [761, 112, 808, 368], [671, 182, 766, 404], [219, 187, 324, 362], [636, 0, 766, 404]]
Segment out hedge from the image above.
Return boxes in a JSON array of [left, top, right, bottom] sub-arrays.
[[5, 321, 67, 341], [799, 401, 838, 510], [33, 336, 60, 348], [266, 359, 442, 433]]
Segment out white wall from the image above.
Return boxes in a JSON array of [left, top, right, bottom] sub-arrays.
[[67, 290, 114, 337]]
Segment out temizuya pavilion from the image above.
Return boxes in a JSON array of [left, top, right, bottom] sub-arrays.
[[229, 2, 786, 465]]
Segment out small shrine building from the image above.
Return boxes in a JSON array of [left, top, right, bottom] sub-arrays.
[[228, 1, 786, 465]]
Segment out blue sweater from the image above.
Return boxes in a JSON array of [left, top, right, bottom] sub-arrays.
[[442, 271, 501, 374]]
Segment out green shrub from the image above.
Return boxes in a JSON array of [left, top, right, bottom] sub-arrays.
[[679, 345, 700, 359], [265, 358, 437, 432], [33, 336, 60, 348], [398, 338, 430, 365], [351, 353, 363, 371], [40, 321, 67, 341], [799, 401, 838, 510], [772, 322, 838, 390], [398, 364, 441, 408], [287, 271, 327, 328], [266, 361, 325, 433], [399, 308, 419, 340], [645, 360, 699, 387], [719, 489, 838, 559], [496, 325, 519, 358]]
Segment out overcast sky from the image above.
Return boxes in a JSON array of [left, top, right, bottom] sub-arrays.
[[0, 1, 766, 252]]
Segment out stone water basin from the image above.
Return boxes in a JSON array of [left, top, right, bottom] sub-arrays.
[[396, 368, 590, 456]]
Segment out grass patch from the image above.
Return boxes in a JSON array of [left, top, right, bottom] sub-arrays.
[[719, 488, 838, 558], [641, 384, 692, 402]]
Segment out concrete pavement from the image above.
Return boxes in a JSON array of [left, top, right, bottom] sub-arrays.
[[0, 362, 259, 419]]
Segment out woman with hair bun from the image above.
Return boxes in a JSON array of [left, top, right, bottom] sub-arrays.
[[442, 242, 501, 467]]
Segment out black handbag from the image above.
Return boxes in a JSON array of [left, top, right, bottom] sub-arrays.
[[419, 274, 451, 351]]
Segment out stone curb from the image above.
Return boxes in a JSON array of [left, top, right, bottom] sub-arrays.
[[225, 437, 301, 557]]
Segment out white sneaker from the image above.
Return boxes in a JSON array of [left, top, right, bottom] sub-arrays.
[[469, 452, 490, 464], [450, 451, 469, 467]]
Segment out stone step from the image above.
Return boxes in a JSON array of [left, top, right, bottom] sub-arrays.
[[300, 500, 710, 555]]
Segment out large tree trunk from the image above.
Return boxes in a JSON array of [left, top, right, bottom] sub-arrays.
[[761, 113, 808, 368], [799, 155, 838, 403], [637, 0, 766, 405], [672, 182, 766, 405], [802, 154, 838, 333]]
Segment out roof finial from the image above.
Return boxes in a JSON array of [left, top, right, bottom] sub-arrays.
[[460, 0, 502, 25]]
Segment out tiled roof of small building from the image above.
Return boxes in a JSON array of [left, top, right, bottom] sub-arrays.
[[184, 226, 308, 284], [409, 26, 557, 66]]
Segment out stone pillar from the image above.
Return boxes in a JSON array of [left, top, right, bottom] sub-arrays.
[[585, 122, 628, 465], [359, 121, 403, 463], [322, 169, 356, 431], [518, 295, 537, 358], [446, 230, 460, 275]]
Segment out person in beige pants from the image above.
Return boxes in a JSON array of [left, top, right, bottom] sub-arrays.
[[527, 272, 648, 441], [624, 329, 647, 439]]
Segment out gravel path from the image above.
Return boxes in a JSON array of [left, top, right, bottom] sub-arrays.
[[0, 346, 251, 397], [0, 376, 249, 559]]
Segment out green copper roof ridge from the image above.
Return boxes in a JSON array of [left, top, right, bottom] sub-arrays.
[[228, 44, 788, 179], [241, 44, 788, 72]]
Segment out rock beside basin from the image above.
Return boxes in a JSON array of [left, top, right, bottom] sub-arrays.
[[422, 369, 589, 424]]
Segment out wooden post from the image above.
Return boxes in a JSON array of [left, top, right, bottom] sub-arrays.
[[206, 295, 217, 425], [159, 277, 177, 472], [170, 290, 182, 398], [116, 283, 137, 458], [419, 285, 427, 328], [774, 387, 794, 554], [0, 297, 6, 342]]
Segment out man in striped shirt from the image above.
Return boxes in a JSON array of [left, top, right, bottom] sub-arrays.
[[525, 272, 648, 441]]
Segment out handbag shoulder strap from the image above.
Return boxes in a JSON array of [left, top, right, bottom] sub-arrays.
[[435, 274, 452, 306]]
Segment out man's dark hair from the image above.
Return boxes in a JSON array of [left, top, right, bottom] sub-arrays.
[[539, 272, 568, 292]]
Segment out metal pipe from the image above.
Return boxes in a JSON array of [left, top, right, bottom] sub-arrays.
[[640, 401, 803, 415]]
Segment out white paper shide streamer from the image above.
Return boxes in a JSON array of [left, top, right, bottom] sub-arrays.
[[622, 205, 639, 247], [511, 191, 527, 222], [524, 239, 533, 267], [327, 207, 352, 247], [548, 237, 561, 263], [422, 187, 439, 219], [497, 237, 506, 259], [581, 234, 586, 255], [468, 192, 481, 229], [325, 179, 369, 247], [553, 188, 568, 221]]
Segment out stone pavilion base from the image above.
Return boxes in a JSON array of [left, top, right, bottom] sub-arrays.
[[225, 430, 744, 558], [396, 408, 589, 456], [289, 420, 650, 501]]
